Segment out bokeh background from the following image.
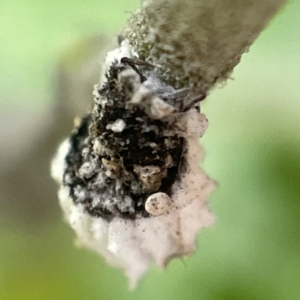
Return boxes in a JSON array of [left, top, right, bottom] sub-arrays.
[[1, 0, 300, 299]]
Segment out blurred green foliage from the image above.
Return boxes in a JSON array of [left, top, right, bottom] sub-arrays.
[[1, 0, 300, 299]]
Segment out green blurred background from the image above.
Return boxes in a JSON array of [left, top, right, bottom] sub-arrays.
[[1, 0, 300, 299]]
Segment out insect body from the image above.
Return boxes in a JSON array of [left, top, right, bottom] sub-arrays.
[[120, 56, 207, 112]]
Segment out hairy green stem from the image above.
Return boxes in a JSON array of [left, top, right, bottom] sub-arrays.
[[124, 0, 286, 93]]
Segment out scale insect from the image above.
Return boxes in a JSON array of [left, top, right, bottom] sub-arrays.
[[51, 33, 214, 286]]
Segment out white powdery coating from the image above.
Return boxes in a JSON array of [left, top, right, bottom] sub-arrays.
[[101, 39, 138, 83], [52, 110, 215, 288], [171, 111, 215, 249], [105, 39, 137, 66], [51, 139, 70, 184], [110, 119, 127, 133]]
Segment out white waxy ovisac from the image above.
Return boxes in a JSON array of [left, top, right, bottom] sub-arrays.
[[52, 110, 214, 288], [145, 192, 172, 216]]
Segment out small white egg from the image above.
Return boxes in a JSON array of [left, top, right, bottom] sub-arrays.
[[111, 119, 126, 132], [145, 192, 171, 216]]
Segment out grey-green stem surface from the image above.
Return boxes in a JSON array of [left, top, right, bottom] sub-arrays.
[[125, 0, 286, 93]]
